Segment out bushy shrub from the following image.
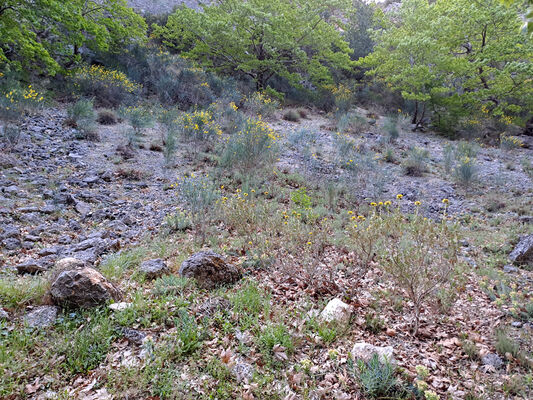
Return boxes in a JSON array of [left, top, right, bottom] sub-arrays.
[[178, 110, 222, 143], [71, 65, 141, 108], [331, 84, 354, 114], [383, 116, 399, 142], [336, 111, 367, 135], [402, 147, 429, 176], [242, 91, 278, 118], [119, 106, 154, 146], [219, 117, 279, 173], [376, 208, 459, 334], [0, 125, 21, 148], [454, 156, 478, 187], [67, 99, 98, 141]]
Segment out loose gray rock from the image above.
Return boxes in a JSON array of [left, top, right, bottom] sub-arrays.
[[352, 342, 395, 365], [197, 297, 232, 316], [120, 327, 147, 345], [2, 238, 21, 250], [481, 353, 503, 370], [503, 265, 519, 273], [139, 258, 169, 280], [0, 308, 9, 320], [50, 267, 121, 308], [232, 362, 254, 383], [509, 234, 533, 266], [16, 258, 47, 274], [179, 251, 241, 289], [24, 305, 58, 328]]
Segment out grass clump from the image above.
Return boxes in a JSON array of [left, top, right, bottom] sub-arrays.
[[99, 247, 145, 280], [282, 109, 300, 122], [402, 147, 429, 176], [58, 310, 116, 375], [0, 274, 49, 309], [258, 323, 294, 366], [353, 354, 401, 399], [97, 108, 118, 125], [66, 98, 98, 140]]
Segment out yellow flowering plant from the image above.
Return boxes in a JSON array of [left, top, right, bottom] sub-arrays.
[[178, 110, 222, 142]]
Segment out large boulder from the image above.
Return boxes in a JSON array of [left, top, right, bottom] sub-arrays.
[[509, 234, 533, 266], [50, 267, 121, 308], [139, 258, 169, 280], [179, 251, 241, 289]]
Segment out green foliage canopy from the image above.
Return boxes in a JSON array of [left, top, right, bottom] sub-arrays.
[[0, 0, 146, 75], [153, 0, 354, 90], [361, 0, 533, 126]]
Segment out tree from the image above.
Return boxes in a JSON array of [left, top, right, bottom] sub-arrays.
[[0, 0, 146, 75], [360, 0, 533, 130], [501, 0, 533, 35], [153, 0, 354, 90]]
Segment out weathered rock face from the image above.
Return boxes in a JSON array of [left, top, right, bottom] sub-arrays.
[[509, 234, 533, 266], [50, 267, 121, 308], [179, 251, 241, 289], [24, 305, 58, 328], [352, 342, 395, 365], [139, 258, 169, 280], [320, 298, 352, 326]]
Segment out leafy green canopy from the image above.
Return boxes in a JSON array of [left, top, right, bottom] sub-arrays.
[[361, 0, 533, 126], [153, 0, 354, 90], [0, 0, 146, 75]]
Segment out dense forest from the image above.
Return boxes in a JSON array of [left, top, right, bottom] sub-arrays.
[[0, 1, 532, 399]]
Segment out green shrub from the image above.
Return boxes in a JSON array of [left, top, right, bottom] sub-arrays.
[[443, 143, 454, 174], [0, 124, 21, 148], [383, 116, 399, 142], [219, 117, 279, 173], [454, 156, 478, 188], [164, 210, 192, 233], [402, 147, 429, 176], [355, 354, 400, 399], [495, 329, 520, 358], [231, 281, 270, 317], [67, 99, 98, 140], [120, 106, 153, 146], [336, 111, 366, 134]]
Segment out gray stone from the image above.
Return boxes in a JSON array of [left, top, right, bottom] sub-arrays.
[[1, 225, 20, 239], [503, 265, 519, 273], [121, 327, 147, 344], [511, 321, 523, 328], [481, 353, 503, 369], [197, 297, 231, 316], [179, 251, 241, 289], [139, 258, 169, 280], [51, 267, 121, 308], [2, 238, 21, 250], [0, 308, 9, 320], [232, 362, 254, 383], [509, 234, 533, 266], [16, 259, 47, 274], [55, 257, 85, 270], [352, 342, 395, 365], [24, 306, 58, 328]]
